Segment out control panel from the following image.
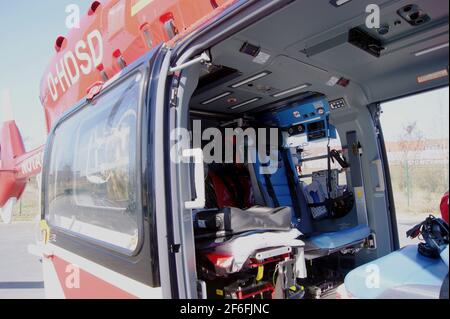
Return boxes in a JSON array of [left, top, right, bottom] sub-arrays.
[[329, 98, 347, 110], [263, 97, 336, 142]]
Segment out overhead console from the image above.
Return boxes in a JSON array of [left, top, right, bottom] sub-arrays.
[[262, 97, 336, 142]]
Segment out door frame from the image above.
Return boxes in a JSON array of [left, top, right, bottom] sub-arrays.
[[165, 0, 298, 299], [369, 85, 450, 252], [368, 102, 400, 251]]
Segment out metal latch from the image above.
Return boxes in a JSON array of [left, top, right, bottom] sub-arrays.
[[169, 74, 181, 108], [197, 280, 207, 299], [365, 233, 377, 250]]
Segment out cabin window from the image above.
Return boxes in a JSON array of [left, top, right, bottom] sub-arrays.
[[380, 87, 449, 247], [46, 72, 143, 253]]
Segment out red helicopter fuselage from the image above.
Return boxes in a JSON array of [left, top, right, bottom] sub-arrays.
[[0, 0, 231, 214]]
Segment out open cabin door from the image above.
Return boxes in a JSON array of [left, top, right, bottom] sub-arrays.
[[373, 87, 449, 249], [30, 47, 169, 299]]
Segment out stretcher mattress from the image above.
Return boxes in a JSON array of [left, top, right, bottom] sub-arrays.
[[199, 229, 304, 275]]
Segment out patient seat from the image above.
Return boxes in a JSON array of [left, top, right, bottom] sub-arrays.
[[343, 245, 449, 299], [248, 145, 370, 259]]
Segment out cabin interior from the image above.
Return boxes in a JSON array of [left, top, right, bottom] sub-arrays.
[[169, 0, 449, 298]]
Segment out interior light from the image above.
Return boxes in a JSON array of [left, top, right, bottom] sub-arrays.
[[271, 84, 311, 98], [229, 98, 261, 110], [201, 92, 232, 105], [330, 0, 352, 7], [417, 69, 448, 84], [230, 72, 271, 88], [414, 43, 449, 57]]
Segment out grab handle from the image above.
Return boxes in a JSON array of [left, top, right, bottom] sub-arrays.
[[183, 148, 205, 209], [372, 159, 385, 192]]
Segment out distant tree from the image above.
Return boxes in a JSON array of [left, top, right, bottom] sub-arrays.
[[398, 121, 424, 164], [398, 122, 424, 207]]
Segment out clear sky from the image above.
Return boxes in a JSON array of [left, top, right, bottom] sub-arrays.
[[0, 1, 91, 150], [0, 1, 448, 150], [381, 87, 449, 142]]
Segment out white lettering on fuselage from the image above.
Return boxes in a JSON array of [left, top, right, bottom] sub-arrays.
[[19, 152, 44, 177], [47, 29, 103, 102]]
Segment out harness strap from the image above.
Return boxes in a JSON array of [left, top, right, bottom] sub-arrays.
[[281, 149, 303, 219], [247, 163, 266, 206], [263, 172, 280, 207]]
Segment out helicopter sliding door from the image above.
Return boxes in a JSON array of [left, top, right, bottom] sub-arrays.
[[38, 52, 163, 299]]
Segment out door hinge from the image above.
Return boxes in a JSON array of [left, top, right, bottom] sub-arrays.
[[169, 76, 180, 108], [170, 244, 181, 254]]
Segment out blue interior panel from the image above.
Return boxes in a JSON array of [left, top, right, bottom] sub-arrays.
[[261, 96, 336, 142], [251, 96, 371, 255]]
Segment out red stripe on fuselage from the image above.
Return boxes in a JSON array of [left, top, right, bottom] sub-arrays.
[[52, 255, 137, 299]]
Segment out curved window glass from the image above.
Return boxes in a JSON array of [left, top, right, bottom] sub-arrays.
[[46, 72, 143, 253]]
